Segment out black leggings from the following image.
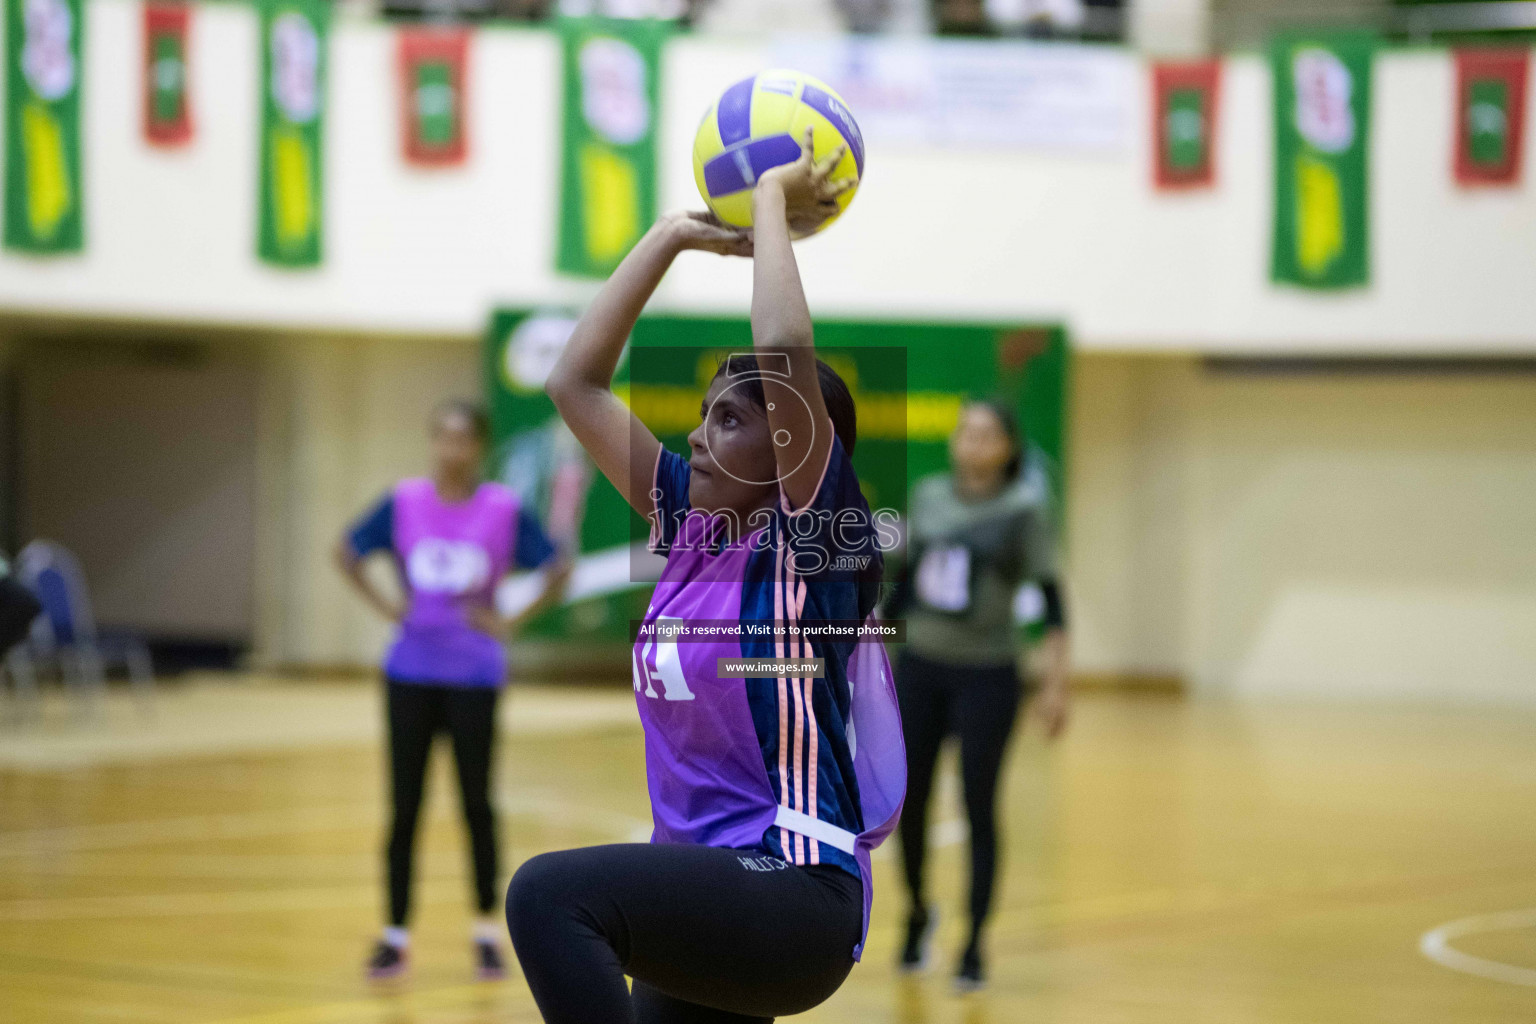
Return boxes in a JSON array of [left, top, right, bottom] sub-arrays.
[[895, 650, 1023, 946], [385, 679, 499, 926], [507, 843, 862, 1024]]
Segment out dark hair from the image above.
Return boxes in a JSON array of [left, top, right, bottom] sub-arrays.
[[964, 397, 1023, 482], [432, 399, 490, 444], [710, 355, 857, 456]]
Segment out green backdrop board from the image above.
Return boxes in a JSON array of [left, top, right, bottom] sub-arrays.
[[485, 310, 1068, 645]]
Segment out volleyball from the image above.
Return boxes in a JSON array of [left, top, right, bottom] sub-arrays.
[[692, 69, 865, 237]]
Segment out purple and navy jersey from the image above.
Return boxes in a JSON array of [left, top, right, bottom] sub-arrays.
[[347, 480, 557, 688], [349, 493, 556, 574], [641, 431, 884, 879]]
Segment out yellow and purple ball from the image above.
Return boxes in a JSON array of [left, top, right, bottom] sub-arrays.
[[692, 70, 864, 237]]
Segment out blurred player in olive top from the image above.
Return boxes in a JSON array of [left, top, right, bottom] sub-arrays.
[[886, 398, 1070, 992], [336, 400, 568, 982]]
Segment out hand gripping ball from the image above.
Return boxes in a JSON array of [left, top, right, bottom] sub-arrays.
[[692, 69, 864, 237]]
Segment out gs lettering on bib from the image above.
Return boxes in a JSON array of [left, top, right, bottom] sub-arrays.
[[386, 478, 518, 687], [406, 537, 492, 594]]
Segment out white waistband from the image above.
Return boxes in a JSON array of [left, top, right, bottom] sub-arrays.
[[772, 805, 859, 855]]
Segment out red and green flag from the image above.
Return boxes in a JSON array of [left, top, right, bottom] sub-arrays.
[[1152, 60, 1221, 190], [144, 2, 193, 147], [397, 27, 469, 168], [5, 0, 84, 254], [556, 16, 667, 279], [258, 0, 329, 267], [1271, 31, 1376, 290], [1454, 48, 1528, 187]]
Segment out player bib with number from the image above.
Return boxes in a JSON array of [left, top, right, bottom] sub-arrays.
[[914, 543, 972, 613]]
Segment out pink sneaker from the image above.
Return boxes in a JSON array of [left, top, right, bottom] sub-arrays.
[[475, 939, 508, 981], [365, 940, 408, 982]]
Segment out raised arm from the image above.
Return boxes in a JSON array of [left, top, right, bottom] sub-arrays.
[[752, 129, 853, 512], [546, 213, 751, 518]]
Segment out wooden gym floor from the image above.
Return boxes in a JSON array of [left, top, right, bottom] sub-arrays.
[[3, 675, 1536, 1024]]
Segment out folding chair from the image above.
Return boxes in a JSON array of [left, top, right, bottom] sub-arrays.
[[0, 569, 43, 721], [15, 541, 155, 717]]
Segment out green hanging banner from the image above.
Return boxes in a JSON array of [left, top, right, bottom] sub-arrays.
[[556, 16, 665, 279], [1270, 31, 1375, 290], [4, 0, 85, 254], [258, 0, 329, 268]]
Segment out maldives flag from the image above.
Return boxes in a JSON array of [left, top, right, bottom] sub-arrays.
[[398, 27, 469, 167], [144, 2, 192, 147], [1454, 48, 1529, 187], [1152, 60, 1222, 190]]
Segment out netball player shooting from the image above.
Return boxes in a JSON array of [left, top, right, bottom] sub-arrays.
[[510, 129, 906, 1024]]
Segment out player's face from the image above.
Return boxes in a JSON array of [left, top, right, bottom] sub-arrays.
[[950, 404, 1014, 481], [686, 375, 778, 516], [431, 412, 484, 481]]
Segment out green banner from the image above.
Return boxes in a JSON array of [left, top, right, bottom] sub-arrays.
[[556, 16, 665, 279], [1271, 32, 1375, 289], [4, 0, 84, 254], [485, 311, 1068, 644], [258, 0, 329, 267]]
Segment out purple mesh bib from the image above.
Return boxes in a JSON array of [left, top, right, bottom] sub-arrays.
[[634, 527, 906, 959], [386, 478, 517, 687]]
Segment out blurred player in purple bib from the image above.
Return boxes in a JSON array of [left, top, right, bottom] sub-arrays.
[[509, 130, 906, 1024], [337, 400, 568, 982]]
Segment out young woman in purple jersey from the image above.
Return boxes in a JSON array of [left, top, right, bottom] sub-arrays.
[[510, 131, 906, 1024], [337, 401, 569, 982]]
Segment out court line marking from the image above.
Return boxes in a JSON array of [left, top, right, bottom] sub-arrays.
[[0, 790, 649, 858], [196, 981, 540, 1024], [0, 790, 652, 921], [1420, 907, 1536, 987], [0, 803, 380, 858]]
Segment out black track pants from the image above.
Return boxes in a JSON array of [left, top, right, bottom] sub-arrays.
[[506, 842, 862, 1024], [385, 679, 499, 926], [894, 649, 1023, 945]]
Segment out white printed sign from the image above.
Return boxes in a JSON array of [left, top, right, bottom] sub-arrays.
[[776, 36, 1133, 152]]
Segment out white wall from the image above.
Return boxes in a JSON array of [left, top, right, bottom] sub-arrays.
[[0, 1, 1533, 351], [12, 324, 1524, 704], [252, 334, 480, 668], [3, 4, 1532, 702], [16, 343, 261, 639], [1066, 356, 1536, 704], [1186, 368, 1536, 703], [234, 334, 1536, 706], [1131, 0, 1211, 56]]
